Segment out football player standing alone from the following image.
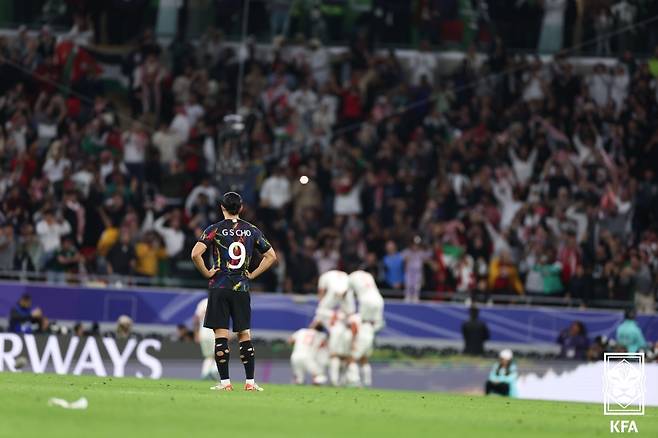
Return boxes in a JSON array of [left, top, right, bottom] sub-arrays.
[[191, 192, 277, 391]]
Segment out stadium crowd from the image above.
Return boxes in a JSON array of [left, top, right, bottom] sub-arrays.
[[0, 20, 657, 312]]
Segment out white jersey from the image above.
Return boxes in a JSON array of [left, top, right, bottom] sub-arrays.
[[195, 298, 215, 358], [291, 328, 327, 357], [315, 270, 355, 325], [348, 271, 385, 329], [195, 298, 208, 330]]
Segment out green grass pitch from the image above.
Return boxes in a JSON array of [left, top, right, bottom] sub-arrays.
[[1, 372, 656, 438]]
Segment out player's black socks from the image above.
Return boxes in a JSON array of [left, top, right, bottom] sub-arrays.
[[214, 338, 230, 380], [239, 340, 255, 379]]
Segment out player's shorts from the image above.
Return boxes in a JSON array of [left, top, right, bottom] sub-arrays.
[[204, 288, 251, 332], [328, 324, 352, 356], [352, 322, 375, 359], [199, 327, 215, 358]]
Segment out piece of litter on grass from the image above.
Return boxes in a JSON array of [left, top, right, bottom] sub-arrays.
[[48, 397, 88, 410]]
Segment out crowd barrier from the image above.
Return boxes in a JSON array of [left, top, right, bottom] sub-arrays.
[[1, 282, 657, 345]]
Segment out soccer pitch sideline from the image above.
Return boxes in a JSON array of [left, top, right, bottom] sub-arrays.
[[1, 373, 656, 438]]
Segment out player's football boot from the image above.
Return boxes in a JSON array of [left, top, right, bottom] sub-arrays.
[[210, 383, 234, 391], [244, 383, 264, 392]]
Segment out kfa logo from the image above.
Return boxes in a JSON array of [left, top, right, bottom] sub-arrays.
[[603, 352, 645, 416], [604, 352, 645, 433], [610, 420, 638, 433]]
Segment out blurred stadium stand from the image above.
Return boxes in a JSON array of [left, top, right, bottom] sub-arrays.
[[0, 0, 657, 338]]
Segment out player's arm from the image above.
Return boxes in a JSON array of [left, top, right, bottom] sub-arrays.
[[349, 320, 359, 352], [190, 242, 218, 279], [246, 247, 277, 280]]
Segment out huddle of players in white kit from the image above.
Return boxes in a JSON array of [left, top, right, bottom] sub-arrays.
[[289, 269, 385, 387]]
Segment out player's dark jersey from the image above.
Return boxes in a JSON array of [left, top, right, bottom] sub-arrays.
[[198, 219, 271, 291]]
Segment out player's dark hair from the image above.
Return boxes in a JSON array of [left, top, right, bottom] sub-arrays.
[[469, 306, 479, 320], [224, 204, 241, 215], [314, 323, 326, 333]]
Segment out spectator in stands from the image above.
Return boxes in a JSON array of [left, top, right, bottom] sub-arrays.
[[382, 240, 404, 290], [462, 307, 489, 356], [106, 229, 137, 278], [174, 324, 194, 342], [0, 222, 16, 273], [485, 349, 518, 397], [14, 223, 42, 274], [615, 309, 648, 353], [8, 294, 47, 333], [567, 264, 593, 306], [35, 209, 71, 269], [557, 321, 589, 360], [528, 248, 564, 296], [152, 209, 186, 260], [622, 252, 656, 315], [134, 231, 167, 278], [260, 165, 292, 219], [116, 315, 133, 339], [73, 322, 85, 337], [488, 251, 523, 295], [401, 236, 432, 302], [0, 19, 657, 307], [49, 236, 83, 283], [286, 237, 319, 294]]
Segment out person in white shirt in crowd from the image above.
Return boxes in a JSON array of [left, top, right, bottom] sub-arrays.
[[151, 209, 186, 259], [184, 94, 205, 126], [347, 270, 385, 387], [260, 165, 291, 212], [410, 40, 437, 86], [522, 61, 548, 102], [99, 150, 129, 182], [152, 121, 180, 164], [586, 64, 611, 108], [122, 121, 148, 181], [42, 142, 71, 185], [508, 145, 538, 187], [35, 208, 71, 268], [288, 80, 318, 136], [609, 64, 630, 114], [288, 325, 328, 385], [309, 39, 330, 86], [492, 172, 523, 231], [193, 298, 218, 380], [169, 106, 192, 146], [312, 270, 355, 386], [185, 178, 220, 216]]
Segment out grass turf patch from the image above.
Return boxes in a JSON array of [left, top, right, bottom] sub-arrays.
[[1, 372, 656, 438]]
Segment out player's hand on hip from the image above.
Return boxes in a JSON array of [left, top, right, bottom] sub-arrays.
[[205, 267, 219, 279], [245, 271, 255, 280]]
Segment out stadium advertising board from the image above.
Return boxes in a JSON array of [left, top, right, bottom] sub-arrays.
[[0, 334, 164, 378]]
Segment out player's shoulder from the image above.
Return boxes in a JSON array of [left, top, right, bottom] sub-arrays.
[[323, 269, 348, 279], [204, 220, 226, 230], [238, 219, 262, 233]]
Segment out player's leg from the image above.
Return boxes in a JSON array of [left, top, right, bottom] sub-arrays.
[[328, 325, 344, 386], [354, 323, 374, 386], [213, 328, 232, 389], [231, 292, 262, 391], [290, 353, 306, 384], [204, 288, 233, 390], [200, 328, 218, 380], [359, 357, 372, 386]]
